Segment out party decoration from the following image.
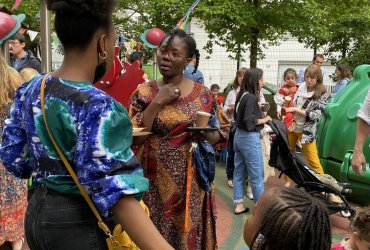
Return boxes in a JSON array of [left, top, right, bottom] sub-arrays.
[[94, 46, 146, 109], [0, 12, 25, 45], [27, 30, 38, 41], [11, 0, 23, 11], [176, 0, 200, 30], [140, 27, 165, 49]]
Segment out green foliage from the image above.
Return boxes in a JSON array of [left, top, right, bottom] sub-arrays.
[[195, 0, 306, 67]]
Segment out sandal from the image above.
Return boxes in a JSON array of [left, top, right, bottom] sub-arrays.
[[234, 206, 250, 215], [227, 180, 233, 188]]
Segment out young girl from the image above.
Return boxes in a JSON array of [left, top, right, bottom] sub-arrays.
[[244, 187, 331, 250], [284, 64, 331, 188], [274, 68, 299, 129], [233, 68, 271, 214], [331, 206, 370, 250], [332, 63, 352, 97]]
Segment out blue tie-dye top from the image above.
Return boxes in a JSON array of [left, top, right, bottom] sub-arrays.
[[0, 74, 149, 217]]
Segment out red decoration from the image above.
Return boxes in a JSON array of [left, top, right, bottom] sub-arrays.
[[146, 28, 165, 47], [216, 96, 224, 105], [94, 46, 145, 109], [0, 12, 16, 39]]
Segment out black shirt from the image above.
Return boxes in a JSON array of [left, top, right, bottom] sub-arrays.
[[235, 93, 263, 132]]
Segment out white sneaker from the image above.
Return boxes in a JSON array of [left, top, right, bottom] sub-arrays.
[[247, 192, 254, 200]]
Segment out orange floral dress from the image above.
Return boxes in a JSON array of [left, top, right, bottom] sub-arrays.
[[129, 81, 229, 250], [0, 103, 28, 245]]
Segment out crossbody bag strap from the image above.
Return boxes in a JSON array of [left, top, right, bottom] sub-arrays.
[[40, 73, 112, 236]]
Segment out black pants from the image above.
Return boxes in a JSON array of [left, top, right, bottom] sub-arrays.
[[25, 188, 113, 250], [226, 128, 235, 180]]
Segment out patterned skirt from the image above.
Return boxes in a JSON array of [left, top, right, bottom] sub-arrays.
[[0, 163, 28, 244]]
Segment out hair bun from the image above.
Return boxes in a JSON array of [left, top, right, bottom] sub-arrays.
[[46, 0, 115, 19]]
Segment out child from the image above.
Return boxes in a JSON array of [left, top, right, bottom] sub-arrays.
[[19, 67, 39, 83], [210, 84, 224, 106], [244, 186, 331, 250], [332, 63, 351, 97], [331, 206, 370, 250], [274, 68, 299, 130]]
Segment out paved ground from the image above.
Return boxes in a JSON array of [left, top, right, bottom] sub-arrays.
[[214, 161, 353, 250], [0, 161, 354, 250]]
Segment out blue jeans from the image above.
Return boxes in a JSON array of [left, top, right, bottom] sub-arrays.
[[25, 188, 114, 250], [233, 128, 264, 204]]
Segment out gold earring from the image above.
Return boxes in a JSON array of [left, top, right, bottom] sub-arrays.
[[99, 51, 107, 60]]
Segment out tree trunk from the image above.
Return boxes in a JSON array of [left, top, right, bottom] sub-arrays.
[[250, 28, 259, 68], [236, 44, 241, 70], [250, 0, 259, 68]]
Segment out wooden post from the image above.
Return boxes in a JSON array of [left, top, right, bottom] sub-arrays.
[[40, 0, 52, 72]]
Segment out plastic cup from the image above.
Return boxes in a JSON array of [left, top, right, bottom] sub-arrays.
[[196, 111, 211, 128]]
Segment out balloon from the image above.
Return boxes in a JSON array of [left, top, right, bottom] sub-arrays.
[[140, 27, 165, 49]]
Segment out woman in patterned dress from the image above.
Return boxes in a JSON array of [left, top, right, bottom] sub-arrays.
[[0, 54, 27, 250], [130, 29, 230, 250], [0, 1, 172, 249]]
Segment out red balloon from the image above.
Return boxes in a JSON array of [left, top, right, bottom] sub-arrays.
[[0, 12, 16, 40], [145, 28, 165, 47]]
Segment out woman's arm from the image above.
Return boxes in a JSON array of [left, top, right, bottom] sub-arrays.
[[112, 197, 173, 250], [0, 85, 33, 178], [352, 117, 370, 175]]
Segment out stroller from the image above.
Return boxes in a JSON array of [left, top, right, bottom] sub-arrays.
[[268, 119, 355, 218]]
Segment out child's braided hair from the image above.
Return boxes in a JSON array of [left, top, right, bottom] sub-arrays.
[[252, 187, 331, 250]]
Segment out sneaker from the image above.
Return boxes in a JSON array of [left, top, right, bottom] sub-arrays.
[[246, 191, 254, 200], [227, 180, 233, 188]]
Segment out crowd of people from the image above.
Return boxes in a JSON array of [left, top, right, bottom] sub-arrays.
[[0, 1, 369, 250]]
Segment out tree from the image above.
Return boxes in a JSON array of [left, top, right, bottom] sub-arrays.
[[290, 0, 370, 69], [195, 0, 306, 68], [115, 0, 195, 62], [0, 0, 42, 55]]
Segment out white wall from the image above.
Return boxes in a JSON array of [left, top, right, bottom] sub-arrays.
[[190, 18, 336, 91]]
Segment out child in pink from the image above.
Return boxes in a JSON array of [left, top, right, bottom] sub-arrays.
[[331, 206, 370, 250], [274, 68, 299, 129]]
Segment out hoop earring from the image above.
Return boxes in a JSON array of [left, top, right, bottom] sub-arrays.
[[99, 51, 107, 60]]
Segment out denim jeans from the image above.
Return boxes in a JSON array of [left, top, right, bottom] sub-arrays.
[[233, 128, 264, 204], [25, 188, 113, 250], [226, 128, 235, 180]]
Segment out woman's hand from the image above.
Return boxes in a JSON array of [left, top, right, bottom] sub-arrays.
[[264, 115, 272, 123], [352, 149, 367, 175], [193, 131, 221, 145], [285, 107, 295, 113], [277, 111, 281, 119], [257, 115, 272, 125], [153, 83, 181, 106]]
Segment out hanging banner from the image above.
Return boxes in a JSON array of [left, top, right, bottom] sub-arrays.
[[11, 0, 23, 11]]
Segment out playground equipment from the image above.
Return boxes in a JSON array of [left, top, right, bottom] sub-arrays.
[[317, 64, 370, 205]]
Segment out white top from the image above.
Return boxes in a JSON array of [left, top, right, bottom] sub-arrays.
[[224, 87, 239, 122], [223, 88, 266, 122], [358, 87, 370, 125], [293, 83, 314, 132]]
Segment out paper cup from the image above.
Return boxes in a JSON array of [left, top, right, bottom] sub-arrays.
[[196, 111, 211, 128]]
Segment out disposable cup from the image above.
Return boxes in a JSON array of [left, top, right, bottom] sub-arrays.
[[196, 111, 211, 128]]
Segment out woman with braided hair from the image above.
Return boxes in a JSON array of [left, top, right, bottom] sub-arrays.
[[129, 28, 229, 249], [244, 187, 331, 250]]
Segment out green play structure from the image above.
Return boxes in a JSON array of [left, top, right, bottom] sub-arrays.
[[317, 64, 370, 205]]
